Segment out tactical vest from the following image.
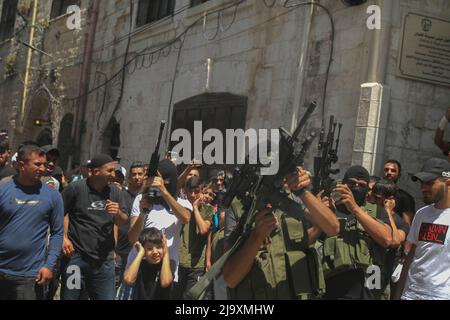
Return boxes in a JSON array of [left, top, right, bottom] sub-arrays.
[[228, 199, 325, 300], [320, 203, 386, 279]]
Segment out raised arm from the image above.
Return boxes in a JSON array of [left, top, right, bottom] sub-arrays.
[[385, 199, 406, 248], [192, 199, 212, 236], [123, 242, 145, 286], [285, 168, 339, 237], [151, 175, 191, 224], [223, 207, 277, 289], [336, 184, 392, 248], [434, 107, 450, 153], [159, 235, 173, 288]]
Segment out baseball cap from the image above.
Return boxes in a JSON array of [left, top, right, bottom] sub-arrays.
[[41, 145, 60, 156], [88, 154, 115, 168], [412, 158, 450, 182]]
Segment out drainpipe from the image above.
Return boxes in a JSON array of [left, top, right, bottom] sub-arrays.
[[290, 4, 314, 134], [69, 0, 100, 168], [19, 0, 39, 129], [353, 0, 393, 173], [366, 0, 392, 84]]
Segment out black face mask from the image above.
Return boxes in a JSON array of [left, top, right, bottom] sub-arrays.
[[349, 184, 369, 206], [336, 184, 369, 215]]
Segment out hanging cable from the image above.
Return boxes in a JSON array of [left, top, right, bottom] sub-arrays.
[[202, 10, 221, 41], [98, 0, 134, 134], [66, 0, 247, 101], [283, 0, 335, 121]]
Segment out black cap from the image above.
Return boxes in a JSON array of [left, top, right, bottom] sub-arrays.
[[343, 165, 370, 184], [412, 158, 450, 182], [88, 154, 115, 168], [41, 145, 60, 156]]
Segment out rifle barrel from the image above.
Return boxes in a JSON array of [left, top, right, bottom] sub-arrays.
[[292, 101, 317, 142], [155, 121, 167, 153]]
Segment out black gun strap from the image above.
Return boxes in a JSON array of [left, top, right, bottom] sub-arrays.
[[184, 181, 261, 300], [183, 232, 245, 300], [267, 192, 306, 222], [184, 189, 307, 300]]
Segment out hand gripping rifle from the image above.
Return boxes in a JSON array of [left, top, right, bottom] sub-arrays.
[[312, 116, 342, 196], [184, 102, 318, 300], [145, 121, 166, 202]]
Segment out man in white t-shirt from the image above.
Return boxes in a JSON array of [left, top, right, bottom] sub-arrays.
[[127, 160, 191, 285], [394, 158, 450, 300]]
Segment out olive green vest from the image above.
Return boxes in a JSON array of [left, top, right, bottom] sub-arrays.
[[321, 203, 386, 279], [228, 200, 325, 300], [179, 204, 215, 269]]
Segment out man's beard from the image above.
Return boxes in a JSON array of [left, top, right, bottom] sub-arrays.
[[424, 186, 445, 205], [385, 175, 398, 184]]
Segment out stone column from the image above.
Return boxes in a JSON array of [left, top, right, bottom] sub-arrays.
[[352, 83, 390, 175]]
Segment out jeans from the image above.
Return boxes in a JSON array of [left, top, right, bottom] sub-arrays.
[[115, 252, 130, 292], [60, 253, 116, 300], [0, 272, 40, 300]]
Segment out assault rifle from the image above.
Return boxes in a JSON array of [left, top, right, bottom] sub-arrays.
[[312, 116, 342, 196], [146, 120, 166, 201], [184, 101, 318, 300]]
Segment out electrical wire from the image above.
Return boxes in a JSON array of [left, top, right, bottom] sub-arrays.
[[65, 0, 247, 101], [283, 0, 335, 121]]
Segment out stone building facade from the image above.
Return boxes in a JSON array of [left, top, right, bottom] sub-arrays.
[[1, 0, 450, 203]]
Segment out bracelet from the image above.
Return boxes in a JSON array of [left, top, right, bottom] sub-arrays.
[[438, 116, 448, 130]]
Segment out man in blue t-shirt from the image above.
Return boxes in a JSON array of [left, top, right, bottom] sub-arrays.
[[0, 145, 64, 300]]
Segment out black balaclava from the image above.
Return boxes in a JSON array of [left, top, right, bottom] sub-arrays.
[[157, 159, 178, 198], [337, 165, 370, 213]]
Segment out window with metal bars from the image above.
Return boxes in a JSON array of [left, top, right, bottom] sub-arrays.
[[136, 0, 175, 27], [50, 0, 80, 19], [170, 93, 248, 171], [190, 0, 211, 7], [0, 0, 18, 41]]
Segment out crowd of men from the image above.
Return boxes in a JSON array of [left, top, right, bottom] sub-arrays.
[[1, 108, 450, 300]]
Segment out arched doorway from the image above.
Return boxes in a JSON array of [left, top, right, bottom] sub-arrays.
[[23, 87, 52, 145], [36, 129, 53, 146], [171, 92, 248, 177], [102, 117, 120, 160]]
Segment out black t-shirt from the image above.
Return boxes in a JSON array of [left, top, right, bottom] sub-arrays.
[[324, 206, 391, 300], [115, 189, 135, 256], [394, 188, 416, 218], [0, 165, 16, 180], [62, 179, 127, 262], [133, 262, 171, 300]]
